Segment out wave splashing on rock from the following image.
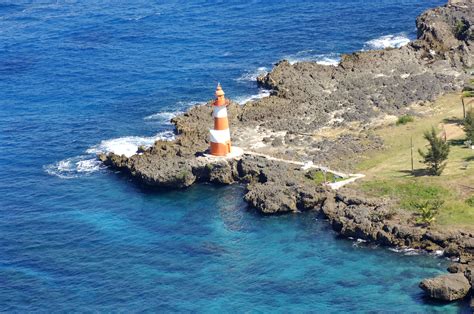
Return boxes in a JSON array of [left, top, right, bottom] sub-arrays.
[[235, 89, 271, 105], [86, 131, 175, 158], [285, 51, 341, 66], [365, 33, 411, 49], [45, 131, 175, 179], [237, 67, 269, 82], [144, 111, 183, 122], [144, 100, 203, 122]]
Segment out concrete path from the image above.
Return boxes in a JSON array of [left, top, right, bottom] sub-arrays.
[[244, 151, 365, 190]]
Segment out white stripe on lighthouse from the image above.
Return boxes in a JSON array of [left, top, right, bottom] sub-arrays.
[[213, 106, 228, 118], [210, 129, 230, 143]]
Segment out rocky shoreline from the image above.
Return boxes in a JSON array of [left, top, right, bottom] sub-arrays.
[[99, 0, 474, 306]]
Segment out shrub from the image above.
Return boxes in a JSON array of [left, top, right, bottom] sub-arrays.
[[463, 91, 474, 98], [454, 18, 470, 41], [418, 127, 450, 176], [178, 170, 191, 180], [305, 169, 343, 185], [464, 109, 474, 142], [396, 115, 414, 126], [466, 195, 474, 207], [412, 199, 444, 226]]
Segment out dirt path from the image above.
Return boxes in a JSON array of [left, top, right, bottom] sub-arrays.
[[440, 122, 465, 141]]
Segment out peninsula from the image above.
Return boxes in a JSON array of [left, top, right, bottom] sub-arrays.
[[99, 0, 474, 306]]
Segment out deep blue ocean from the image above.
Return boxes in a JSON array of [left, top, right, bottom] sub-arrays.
[[1, 1, 471, 312]]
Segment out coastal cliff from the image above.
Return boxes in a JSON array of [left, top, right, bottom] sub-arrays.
[[99, 0, 474, 305]]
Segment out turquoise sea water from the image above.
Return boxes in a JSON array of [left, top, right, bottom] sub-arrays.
[[0, 1, 470, 312]]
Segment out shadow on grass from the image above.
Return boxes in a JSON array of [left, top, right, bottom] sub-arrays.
[[398, 169, 432, 177], [465, 155, 474, 162], [442, 116, 464, 125], [448, 138, 466, 146]]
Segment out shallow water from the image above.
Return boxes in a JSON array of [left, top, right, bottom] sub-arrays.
[[0, 0, 470, 312]]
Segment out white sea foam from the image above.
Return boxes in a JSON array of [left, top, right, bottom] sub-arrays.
[[389, 247, 420, 256], [144, 101, 202, 122], [44, 156, 103, 179], [176, 100, 203, 107], [285, 51, 340, 66], [45, 131, 175, 179], [352, 238, 369, 248], [235, 89, 271, 105], [144, 111, 183, 122], [86, 131, 175, 158], [124, 12, 161, 21], [315, 57, 340, 66], [365, 34, 411, 50], [237, 67, 269, 81]]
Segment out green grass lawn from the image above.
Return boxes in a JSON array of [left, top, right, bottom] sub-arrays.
[[306, 169, 345, 185], [355, 93, 474, 230]]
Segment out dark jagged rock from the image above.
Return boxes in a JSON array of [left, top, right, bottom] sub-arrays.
[[207, 160, 238, 185], [416, 0, 473, 66], [244, 182, 299, 214], [297, 185, 328, 211], [324, 192, 399, 241], [244, 180, 328, 215], [420, 273, 471, 301]]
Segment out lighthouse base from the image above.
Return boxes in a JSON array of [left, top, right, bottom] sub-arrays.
[[210, 141, 231, 156], [203, 146, 244, 159]]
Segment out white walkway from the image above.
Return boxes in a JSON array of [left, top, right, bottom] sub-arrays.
[[244, 151, 365, 190]]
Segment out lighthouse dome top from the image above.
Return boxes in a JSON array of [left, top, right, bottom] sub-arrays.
[[215, 83, 225, 97]]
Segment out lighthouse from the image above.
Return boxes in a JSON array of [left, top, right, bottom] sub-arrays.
[[209, 83, 232, 156]]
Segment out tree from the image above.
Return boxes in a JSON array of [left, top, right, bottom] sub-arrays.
[[418, 127, 450, 176], [464, 109, 474, 142], [413, 199, 444, 226]]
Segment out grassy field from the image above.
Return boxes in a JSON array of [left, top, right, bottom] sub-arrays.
[[355, 93, 474, 230]]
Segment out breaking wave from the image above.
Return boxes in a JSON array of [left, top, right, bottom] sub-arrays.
[[235, 89, 271, 105], [44, 156, 104, 179], [236, 67, 269, 81], [285, 51, 340, 66], [144, 100, 203, 122], [144, 111, 183, 122], [45, 131, 175, 179], [364, 34, 411, 50], [86, 131, 175, 157], [388, 247, 420, 256]]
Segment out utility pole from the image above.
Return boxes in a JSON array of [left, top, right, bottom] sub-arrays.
[[462, 96, 466, 119], [411, 136, 414, 175]]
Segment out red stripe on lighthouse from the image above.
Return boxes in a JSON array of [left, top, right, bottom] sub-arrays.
[[214, 117, 229, 130]]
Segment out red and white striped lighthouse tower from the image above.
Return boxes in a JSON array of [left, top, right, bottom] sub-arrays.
[[209, 83, 232, 156]]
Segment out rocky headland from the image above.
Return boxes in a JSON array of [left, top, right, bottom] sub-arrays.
[[99, 0, 474, 306]]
